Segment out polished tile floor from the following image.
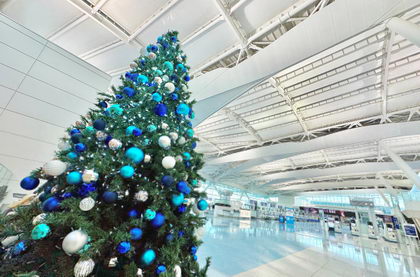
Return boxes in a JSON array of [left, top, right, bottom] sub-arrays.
[[197, 217, 420, 277]]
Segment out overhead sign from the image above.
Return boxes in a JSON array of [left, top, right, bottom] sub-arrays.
[[403, 224, 418, 238], [350, 199, 374, 207]]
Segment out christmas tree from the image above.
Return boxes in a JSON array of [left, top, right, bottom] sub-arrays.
[[0, 30, 210, 277]]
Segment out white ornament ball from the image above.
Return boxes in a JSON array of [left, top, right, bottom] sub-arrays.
[[32, 213, 47, 225], [82, 169, 99, 183], [164, 82, 175, 92], [42, 160, 67, 176], [134, 190, 148, 202], [178, 137, 186, 145], [169, 132, 179, 141], [154, 77, 162, 84], [51, 186, 59, 194], [129, 62, 137, 69], [108, 257, 118, 267], [161, 123, 169, 129], [58, 141, 71, 151], [162, 75, 169, 82], [181, 84, 187, 91], [162, 156, 176, 169], [148, 52, 157, 60], [137, 268, 143, 277], [158, 136, 171, 148], [1, 235, 19, 247], [108, 139, 122, 150], [174, 265, 182, 277], [96, 131, 107, 141], [176, 155, 183, 162], [79, 197, 95, 211], [74, 258, 95, 277], [144, 154, 151, 163], [62, 229, 89, 254]]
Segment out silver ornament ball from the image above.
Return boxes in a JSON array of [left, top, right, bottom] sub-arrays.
[[74, 258, 95, 277]]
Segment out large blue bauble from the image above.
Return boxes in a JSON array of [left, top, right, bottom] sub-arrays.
[[152, 92, 162, 102], [70, 129, 80, 135], [151, 212, 165, 228], [75, 143, 87, 153], [176, 181, 191, 195], [103, 191, 118, 203], [141, 249, 156, 265], [123, 87, 135, 97], [161, 175, 174, 186], [42, 196, 60, 212], [130, 228, 143, 240], [192, 141, 197, 149], [176, 103, 190, 115], [190, 246, 198, 255], [120, 165, 135, 178], [184, 75, 191, 82], [125, 147, 144, 164], [117, 241, 131, 254], [66, 171, 82, 184], [171, 193, 184, 206], [128, 209, 139, 218], [137, 74, 148, 84], [67, 152, 78, 159], [93, 119, 106, 130], [154, 103, 167, 117], [20, 176, 39, 190], [197, 199, 209, 211]]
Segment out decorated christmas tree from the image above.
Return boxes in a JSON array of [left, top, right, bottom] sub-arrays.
[[0, 30, 210, 277]]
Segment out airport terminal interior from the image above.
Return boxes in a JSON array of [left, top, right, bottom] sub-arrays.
[[0, 0, 420, 276]]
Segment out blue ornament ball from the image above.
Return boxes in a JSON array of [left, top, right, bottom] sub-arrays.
[[171, 193, 184, 206], [115, 94, 123, 99], [120, 165, 135, 178], [137, 74, 149, 84], [161, 175, 174, 186], [147, 124, 157, 132], [186, 128, 194, 138], [184, 75, 191, 82], [183, 152, 191, 160], [66, 152, 78, 159], [141, 249, 156, 265], [192, 141, 197, 149], [103, 191, 118, 203], [98, 101, 108, 108], [154, 103, 167, 117], [42, 196, 61, 212], [12, 241, 27, 256], [132, 127, 142, 136], [151, 212, 165, 228], [156, 265, 167, 275], [75, 143, 87, 153], [190, 246, 198, 255], [117, 241, 131, 254], [177, 204, 187, 213], [130, 228, 143, 240], [62, 192, 73, 199], [123, 87, 135, 97], [93, 119, 106, 130], [170, 93, 178, 100], [125, 125, 136, 135], [125, 147, 144, 164], [176, 181, 191, 195], [176, 103, 190, 115], [163, 61, 174, 71], [166, 233, 174, 242], [152, 92, 162, 102], [197, 199, 209, 211], [128, 209, 139, 218], [193, 254, 198, 261], [66, 171, 82, 184], [20, 176, 39, 190], [70, 129, 81, 135], [178, 231, 184, 238]]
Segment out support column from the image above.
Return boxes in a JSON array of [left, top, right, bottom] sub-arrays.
[[387, 17, 420, 48]]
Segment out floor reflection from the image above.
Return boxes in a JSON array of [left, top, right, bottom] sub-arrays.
[[197, 217, 420, 277]]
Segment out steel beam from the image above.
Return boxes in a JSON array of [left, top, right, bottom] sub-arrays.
[[387, 17, 420, 48], [48, 14, 88, 40], [182, 15, 224, 45], [223, 107, 263, 144], [380, 30, 395, 120], [128, 0, 180, 42], [91, 0, 110, 14], [268, 77, 309, 134], [79, 40, 124, 60], [383, 144, 420, 189]]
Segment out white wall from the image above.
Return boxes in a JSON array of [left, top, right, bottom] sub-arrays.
[[0, 13, 111, 205]]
